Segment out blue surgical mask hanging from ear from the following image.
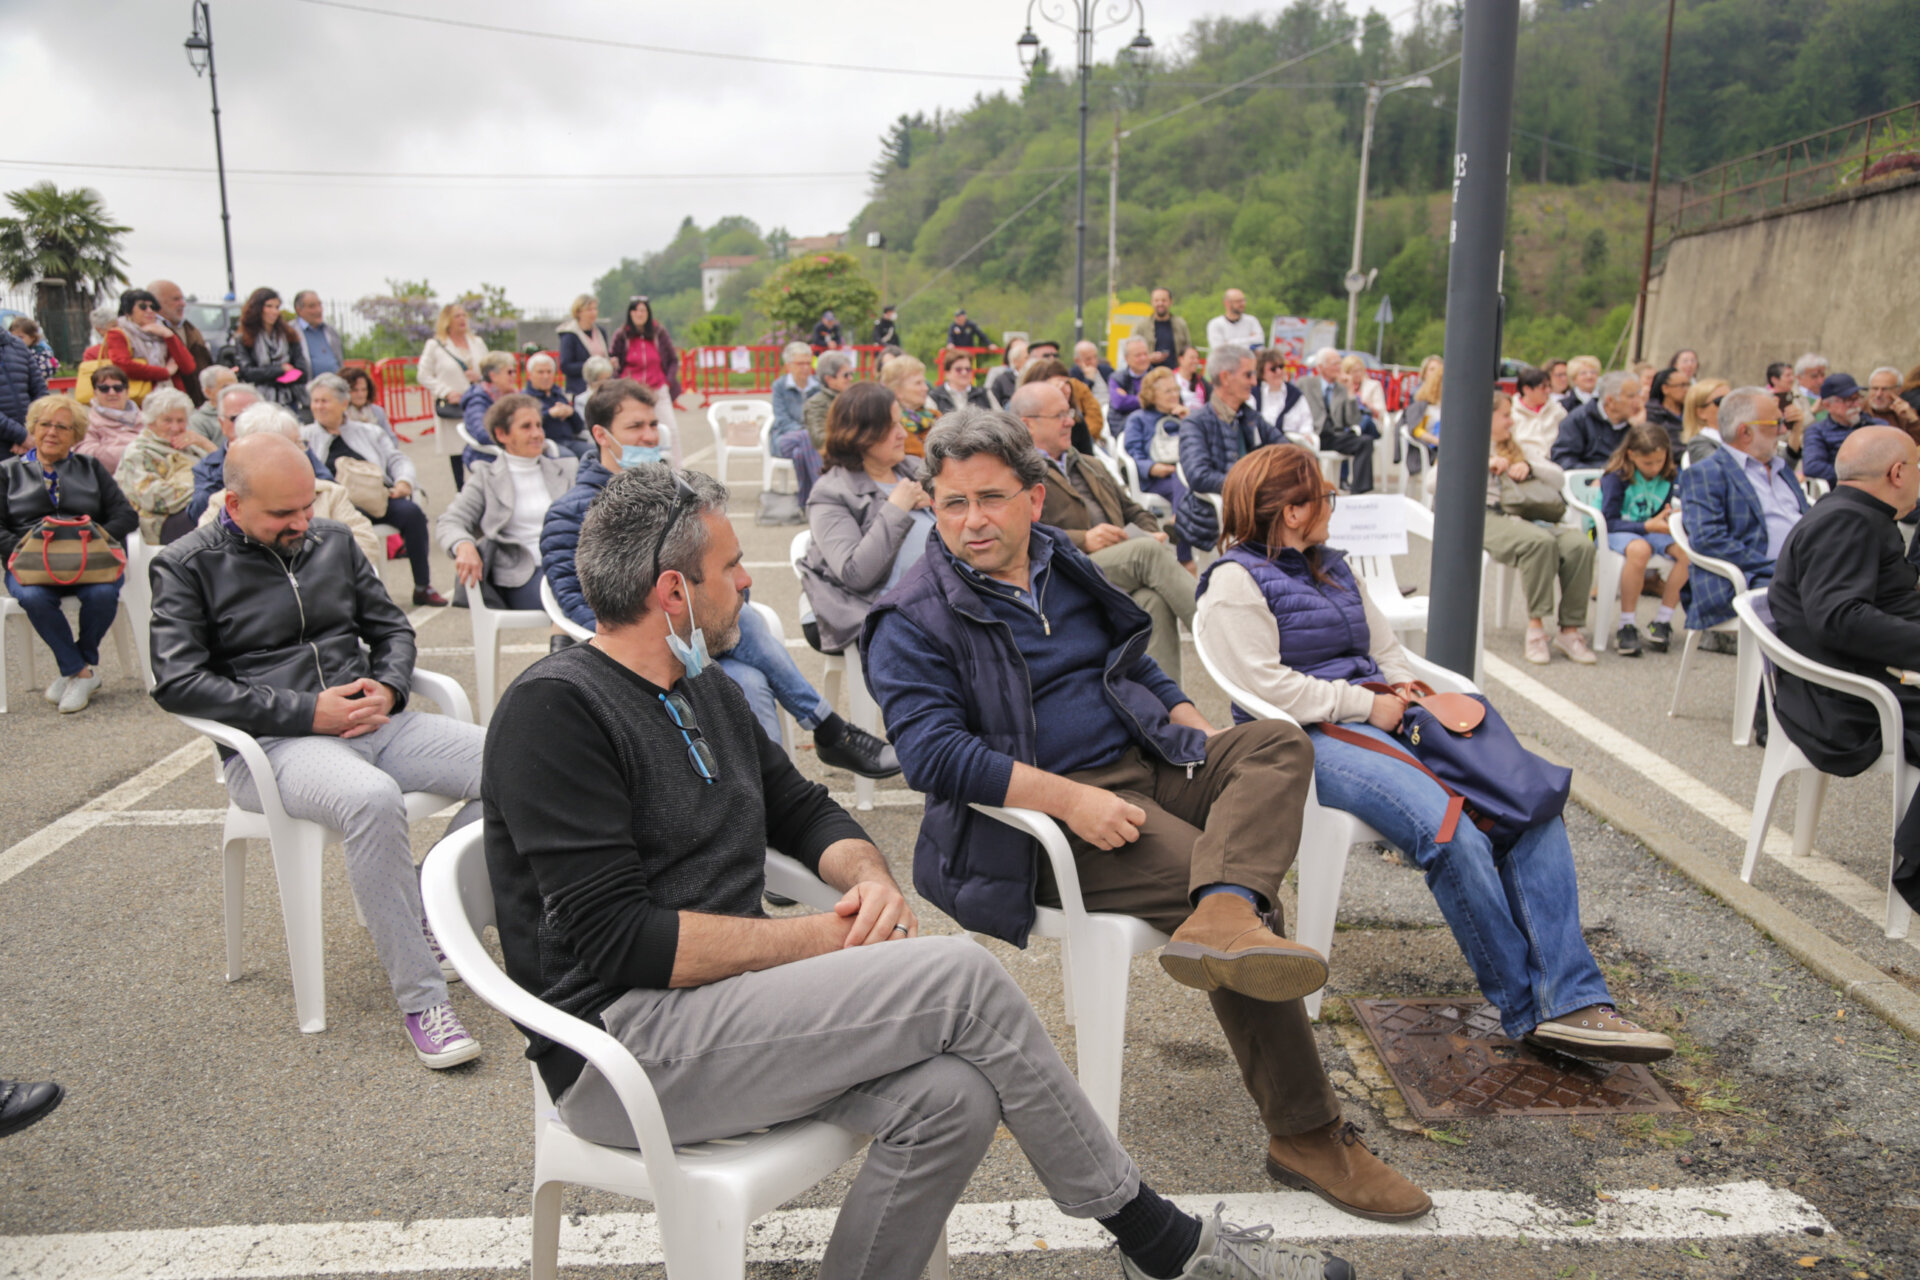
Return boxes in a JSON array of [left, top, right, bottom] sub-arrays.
[[620, 443, 665, 468], [663, 571, 710, 678]]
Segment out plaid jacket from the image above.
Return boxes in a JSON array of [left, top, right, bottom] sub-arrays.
[[1676, 445, 1807, 629]]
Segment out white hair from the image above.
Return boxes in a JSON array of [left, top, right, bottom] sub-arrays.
[[527, 352, 557, 373], [782, 341, 813, 363], [1794, 352, 1829, 376], [217, 382, 260, 417], [140, 387, 193, 425], [233, 401, 304, 443], [582, 355, 614, 383], [308, 373, 351, 402], [1309, 346, 1342, 369], [1122, 335, 1149, 356], [198, 363, 232, 395], [1597, 370, 1639, 403], [1871, 366, 1903, 383], [1205, 343, 1254, 382]]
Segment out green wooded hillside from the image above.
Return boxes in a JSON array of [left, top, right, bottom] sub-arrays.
[[596, 0, 1919, 365]]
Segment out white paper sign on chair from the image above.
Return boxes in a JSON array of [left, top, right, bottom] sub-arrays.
[[1326, 493, 1409, 557]]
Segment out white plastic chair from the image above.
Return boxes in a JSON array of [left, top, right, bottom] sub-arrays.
[[1, 535, 143, 712], [1174, 460, 1224, 526], [465, 583, 550, 727], [455, 418, 500, 459], [789, 531, 877, 811], [172, 666, 474, 1033], [421, 823, 949, 1280], [706, 399, 772, 484], [119, 532, 157, 690], [1803, 477, 1832, 501], [1191, 604, 1480, 1018], [758, 415, 796, 494], [1667, 507, 1763, 746], [1110, 448, 1172, 519], [1562, 468, 1676, 654], [1343, 496, 1487, 684], [539, 576, 797, 761], [1734, 590, 1913, 939], [1397, 424, 1426, 498], [964, 804, 1169, 1136]]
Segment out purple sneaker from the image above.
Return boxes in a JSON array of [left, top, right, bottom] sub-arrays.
[[422, 916, 460, 983], [406, 1002, 481, 1068]]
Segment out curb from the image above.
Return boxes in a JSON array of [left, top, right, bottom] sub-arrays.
[[1519, 733, 1920, 1044]]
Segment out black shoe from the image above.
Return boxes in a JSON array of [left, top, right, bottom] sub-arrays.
[[815, 724, 902, 779], [413, 586, 450, 607], [1646, 619, 1673, 652], [763, 891, 798, 908], [0, 1079, 64, 1137], [1615, 623, 1642, 656], [549, 635, 577, 654]]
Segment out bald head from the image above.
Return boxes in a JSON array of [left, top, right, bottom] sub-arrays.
[[147, 279, 185, 324], [1835, 425, 1920, 518], [224, 433, 318, 551]]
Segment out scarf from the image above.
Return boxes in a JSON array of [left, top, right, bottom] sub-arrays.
[[902, 403, 939, 440], [248, 325, 291, 366], [79, 401, 146, 472], [117, 317, 168, 364]]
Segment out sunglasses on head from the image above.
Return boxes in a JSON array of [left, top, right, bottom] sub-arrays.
[[649, 471, 703, 591]]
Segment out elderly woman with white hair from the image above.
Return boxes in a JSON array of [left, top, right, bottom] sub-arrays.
[[522, 352, 589, 459], [770, 342, 828, 502], [114, 386, 215, 543], [459, 351, 520, 474], [2, 395, 140, 712], [435, 392, 577, 609], [573, 354, 614, 419], [555, 293, 611, 396], [303, 372, 446, 605], [197, 401, 383, 565]]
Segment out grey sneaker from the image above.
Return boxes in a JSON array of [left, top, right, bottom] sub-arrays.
[[42, 674, 71, 704], [1120, 1203, 1353, 1279], [422, 916, 459, 983], [57, 672, 103, 713]]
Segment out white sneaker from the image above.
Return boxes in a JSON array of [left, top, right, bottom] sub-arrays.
[[43, 675, 72, 704], [57, 673, 102, 714]]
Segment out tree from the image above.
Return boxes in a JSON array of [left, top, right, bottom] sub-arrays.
[[351, 278, 439, 360], [750, 253, 880, 345], [453, 282, 521, 345], [0, 182, 130, 361]]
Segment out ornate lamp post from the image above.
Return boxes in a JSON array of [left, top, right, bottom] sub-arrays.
[[1018, 2, 1153, 343], [184, 1, 236, 302]]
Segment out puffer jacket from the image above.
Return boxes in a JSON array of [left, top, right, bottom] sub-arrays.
[[1174, 398, 1282, 550], [538, 453, 614, 629], [0, 329, 49, 449], [1195, 544, 1379, 723], [148, 514, 415, 738]]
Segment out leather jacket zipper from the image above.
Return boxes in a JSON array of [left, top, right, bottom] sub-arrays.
[[279, 559, 324, 687]]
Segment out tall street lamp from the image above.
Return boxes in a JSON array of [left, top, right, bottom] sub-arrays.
[[184, 0, 236, 303], [1343, 71, 1433, 351], [1019, 2, 1153, 343]]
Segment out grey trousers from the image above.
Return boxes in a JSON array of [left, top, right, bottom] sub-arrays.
[[557, 935, 1139, 1280], [1092, 536, 1197, 681], [225, 710, 485, 1015]]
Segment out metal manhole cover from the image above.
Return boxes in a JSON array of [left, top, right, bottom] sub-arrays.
[[1350, 998, 1681, 1121]]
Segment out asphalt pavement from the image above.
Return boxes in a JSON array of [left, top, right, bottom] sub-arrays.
[[1, 413, 1915, 1279]]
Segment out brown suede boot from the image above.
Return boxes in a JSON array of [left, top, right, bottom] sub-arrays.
[[1266, 1119, 1433, 1222], [1159, 892, 1329, 1002]]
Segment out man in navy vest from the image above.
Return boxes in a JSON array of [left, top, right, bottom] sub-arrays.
[[863, 408, 1434, 1224]]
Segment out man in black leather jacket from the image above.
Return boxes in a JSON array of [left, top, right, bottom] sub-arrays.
[[149, 433, 486, 1070]]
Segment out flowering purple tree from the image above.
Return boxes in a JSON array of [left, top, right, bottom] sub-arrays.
[[352, 279, 521, 359]]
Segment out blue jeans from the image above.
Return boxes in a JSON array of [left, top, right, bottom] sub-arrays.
[[720, 599, 833, 741], [1309, 722, 1612, 1037], [5, 573, 122, 678], [1138, 471, 1192, 562], [773, 430, 824, 505]]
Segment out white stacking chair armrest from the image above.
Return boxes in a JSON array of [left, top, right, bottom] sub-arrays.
[[1738, 596, 1904, 750], [764, 849, 845, 913], [176, 713, 288, 825], [410, 667, 474, 725], [541, 576, 595, 643], [1561, 468, 1607, 537], [1402, 651, 1482, 696], [967, 802, 1087, 926]]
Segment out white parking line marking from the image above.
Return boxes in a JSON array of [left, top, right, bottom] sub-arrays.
[[0, 1181, 1827, 1278], [1483, 651, 1920, 954], [0, 738, 213, 887]]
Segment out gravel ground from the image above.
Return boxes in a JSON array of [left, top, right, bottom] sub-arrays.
[[3, 416, 1915, 1279]]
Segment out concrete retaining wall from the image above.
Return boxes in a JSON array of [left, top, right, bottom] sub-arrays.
[[1645, 170, 1920, 382]]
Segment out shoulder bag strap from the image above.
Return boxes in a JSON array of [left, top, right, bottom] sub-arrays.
[[1318, 722, 1465, 843]]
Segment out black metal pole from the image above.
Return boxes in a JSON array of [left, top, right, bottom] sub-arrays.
[[1072, 4, 1090, 343], [197, 2, 237, 301], [1632, 0, 1676, 364], [1426, 0, 1520, 678]]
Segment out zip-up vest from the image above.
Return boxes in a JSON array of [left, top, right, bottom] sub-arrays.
[[1197, 543, 1380, 723]]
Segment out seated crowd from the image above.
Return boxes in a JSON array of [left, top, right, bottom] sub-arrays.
[[14, 276, 1920, 1278]]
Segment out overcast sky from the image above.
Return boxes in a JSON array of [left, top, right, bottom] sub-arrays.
[[1, 0, 1243, 316]]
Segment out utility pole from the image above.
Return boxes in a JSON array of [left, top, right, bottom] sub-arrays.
[[1425, 0, 1520, 679], [1019, 3, 1152, 345], [1633, 0, 1677, 363], [1344, 70, 1436, 352], [1107, 119, 1122, 324], [184, 1, 236, 302]]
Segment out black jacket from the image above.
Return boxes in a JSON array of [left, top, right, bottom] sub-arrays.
[[947, 320, 989, 349], [1550, 398, 1630, 470], [149, 515, 416, 738], [870, 317, 898, 346], [1646, 402, 1685, 454], [929, 383, 989, 414], [0, 451, 139, 564], [1769, 485, 1920, 776]]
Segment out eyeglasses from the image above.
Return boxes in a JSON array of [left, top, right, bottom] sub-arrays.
[[937, 488, 1026, 517], [650, 471, 702, 592], [658, 692, 718, 784]]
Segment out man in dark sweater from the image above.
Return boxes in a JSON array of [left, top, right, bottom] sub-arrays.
[[1769, 426, 1920, 918], [484, 466, 1353, 1280], [863, 409, 1433, 1227]]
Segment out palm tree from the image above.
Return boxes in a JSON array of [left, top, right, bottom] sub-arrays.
[[0, 182, 131, 361]]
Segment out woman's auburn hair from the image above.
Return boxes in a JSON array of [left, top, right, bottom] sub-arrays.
[[1216, 443, 1340, 586]]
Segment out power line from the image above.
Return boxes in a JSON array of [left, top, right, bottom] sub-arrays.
[[0, 157, 870, 185], [286, 0, 1025, 83]]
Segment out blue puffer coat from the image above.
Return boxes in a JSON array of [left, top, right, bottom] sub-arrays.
[[1174, 398, 1282, 550], [538, 453, 613, 630], [0, 329, 50, 449], [1196, 544, 1380, 722]]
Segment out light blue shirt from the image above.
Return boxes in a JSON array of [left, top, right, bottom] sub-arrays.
[[298, 317, 340, 376], [1737, 450, 1802, 560]]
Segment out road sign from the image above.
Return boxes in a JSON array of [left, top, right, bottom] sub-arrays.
[[1344, 270, 1370, 294], [1375, 294, 1395, 325]]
